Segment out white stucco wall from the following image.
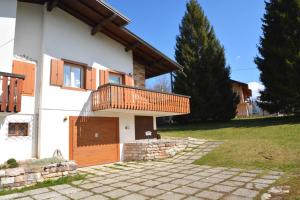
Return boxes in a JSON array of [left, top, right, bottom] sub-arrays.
[[0, 0, 17, 73], [0, 114, 36, 163]]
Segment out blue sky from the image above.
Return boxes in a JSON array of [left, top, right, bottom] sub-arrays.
[[106, 0, 266, 92]]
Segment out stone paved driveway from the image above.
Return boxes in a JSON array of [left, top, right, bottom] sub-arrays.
[[0, 139, 283, 200]]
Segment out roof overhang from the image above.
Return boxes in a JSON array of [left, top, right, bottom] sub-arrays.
[[18, 0, 182, 78], [231, 80, 252, 98]]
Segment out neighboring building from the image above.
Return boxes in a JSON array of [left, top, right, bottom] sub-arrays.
[[0, 0, 190, 166], [231, 80, 252, 117]]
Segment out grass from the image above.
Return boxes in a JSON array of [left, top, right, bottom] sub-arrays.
[[0, 174, 87, 196], [159, 116, 300, 199]]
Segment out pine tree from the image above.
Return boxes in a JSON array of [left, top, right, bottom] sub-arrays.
[[255, 0, 300, 114], [174, 0, 239, 122]]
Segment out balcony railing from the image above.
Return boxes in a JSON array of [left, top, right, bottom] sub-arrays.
[[0, 72, 24, 113], [92, 83, 190, 114]]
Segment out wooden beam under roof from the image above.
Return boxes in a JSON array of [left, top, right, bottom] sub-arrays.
[[91, 14, 117, 35], [47, 0, 59, 11], [125, 41, 141, 52]]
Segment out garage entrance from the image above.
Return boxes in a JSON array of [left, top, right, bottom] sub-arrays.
[[69, 116, 119, 167]]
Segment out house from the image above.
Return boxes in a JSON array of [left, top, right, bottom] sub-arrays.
[[231, 80, 252, 117], [0, 0, 190, 167]]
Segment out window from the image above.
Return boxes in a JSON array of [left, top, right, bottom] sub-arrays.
[[109, 72, 123, 84], [63, 63, 84, 88], [8, 123, 29, 136]]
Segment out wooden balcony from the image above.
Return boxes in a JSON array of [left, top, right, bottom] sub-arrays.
[[92, 84, 190, 114], [0, 72, 24, 113]]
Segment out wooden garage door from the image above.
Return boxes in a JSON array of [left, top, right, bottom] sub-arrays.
[[69, 116, 119, 167], [135, 116, 157, 140]]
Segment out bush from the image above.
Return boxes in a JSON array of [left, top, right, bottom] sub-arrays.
[[6, 158, 17, 165], [6, 158, 19, 168]]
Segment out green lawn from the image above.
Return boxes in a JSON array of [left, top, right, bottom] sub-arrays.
[[159, 116, 300, 199]]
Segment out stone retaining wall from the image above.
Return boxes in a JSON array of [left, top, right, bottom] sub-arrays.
[[0, 161, 77, 190], [124, 139, 188, 161]]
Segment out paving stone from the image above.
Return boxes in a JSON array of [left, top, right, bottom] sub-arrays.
[[231, 176, 254, 182], [24, 188, 50, 196], [156, 183, 180, 191], [184, 175, 204, 181], [196, 190, 224, 200], [91, 185, 115, 193], [139, 188, 165, 197], [32, 191, 61, 200], [239, 173, 258, 177], [0, 193, 26, 200], [57, 187, 81, 195], [142, 174, 160, 179], [156, 177, 176, 183], [140, 180, 161, 187], [79, 182, 102, 189], [184, 197, 205, 200], [49, 184, 72, 191], [210, 184, 236, 193], [169, 173, 187, 178], [127, 177, 148, 184], [66, 191, 93, 199], [47, 195, 70, 200], [211, 173, 233, 179], [103, 189, 130, 199], [221, 180, 245, 187], [15, 197, 34, 200], [201, 177, 224, 184], [252, 178, 275, 184], [195, 172, 215, 177], [245, 182, 269, 190], [223, 195, 252, 200], [188, 181, 213, 189], [123, 184, 147, 192], [171, 178, 193, 185], [261, 175, 281, 180], [156, 191, 186, 200], [112, 181, 133, 188], [99, 178, 119, 184], [85, 195, 109, 200], [221, 171, 239, 176], [233, 188, 259, 198], [72, 180, 93, 185], [173, 186, 199, 195], [119, 193, 149, 200]]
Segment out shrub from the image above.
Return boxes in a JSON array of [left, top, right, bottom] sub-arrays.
[[6, 158, 19, 168]]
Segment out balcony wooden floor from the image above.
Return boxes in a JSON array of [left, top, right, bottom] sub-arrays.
[[92, 84, 190, 115]]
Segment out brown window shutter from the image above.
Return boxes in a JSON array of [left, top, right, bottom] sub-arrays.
[[85, 67, 97, 90], [12, 60, 36, 96], [92, 68, 96, 90], [124, 74, 134, 86], [50, 59, 64, 86], [99, 69, 109, 86], [85, 67, 92, 90]]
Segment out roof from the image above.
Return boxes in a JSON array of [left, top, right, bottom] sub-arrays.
[[231, 80, 252, 97], [18, 0, 182, 78]]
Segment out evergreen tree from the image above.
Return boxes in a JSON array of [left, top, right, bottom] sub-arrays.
[[255, 0, 300, 114], [174, 0, 239, 122]]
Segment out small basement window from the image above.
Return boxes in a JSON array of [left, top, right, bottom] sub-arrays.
[[8, 123, 29, 136]]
